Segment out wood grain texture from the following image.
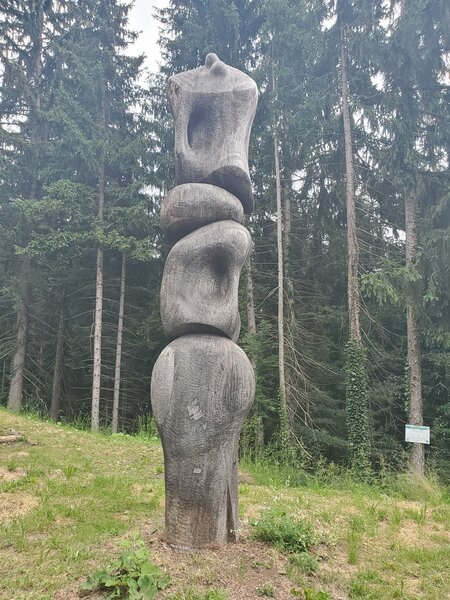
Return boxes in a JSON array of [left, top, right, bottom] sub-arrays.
[[160, 220, 252, 342], [160, 183, 244, 242], [151, 334, 255, 549], [152, 53, 257, 550], [168, 53, 257, 213]]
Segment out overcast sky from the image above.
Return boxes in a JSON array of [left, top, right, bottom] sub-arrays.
[[128, 0, 169, 73]]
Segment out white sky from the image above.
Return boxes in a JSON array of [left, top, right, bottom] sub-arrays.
[[128, 0, 169, 73]]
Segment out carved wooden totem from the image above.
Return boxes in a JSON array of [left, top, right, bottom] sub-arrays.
[[151, 53, 258, 550]]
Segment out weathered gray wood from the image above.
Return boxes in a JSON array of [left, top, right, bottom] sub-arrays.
[[151, 53, 258, 551], [151, 334, 255, 549], [168, 53, 257, 214], [160, 183, 244, 242], [160, 220, 252, 342]]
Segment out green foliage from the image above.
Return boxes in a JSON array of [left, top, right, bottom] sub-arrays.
[[361, 259, 421, 306], [287, 552, 319, 577], [251, 508, 313, 553], [257, 583, 275, 597], [0, 0, 448, 482], [345, 338, 371, 478], [302, 591, 332, 600], [79, 537, 169, 599], [136, 415, 159, 440], [239, 414, 264, 461]]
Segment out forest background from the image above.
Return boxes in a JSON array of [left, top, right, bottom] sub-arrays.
[[0, 0, 448, 481]]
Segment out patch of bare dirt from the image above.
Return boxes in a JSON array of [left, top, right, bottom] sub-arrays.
[[139, 528, 294, 600], [53, 582, 104, 599], [0, 466, 27, 482], [0, 491, 38, 523]]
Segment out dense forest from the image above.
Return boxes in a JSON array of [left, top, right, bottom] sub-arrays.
[[0, 0, 448, 480]]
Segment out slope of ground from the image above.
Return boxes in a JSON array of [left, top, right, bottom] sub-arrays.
[[0, 409, 449, 600]]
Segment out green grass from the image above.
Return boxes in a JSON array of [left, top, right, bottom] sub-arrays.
[[1, 409, 449, 600], [0, 409, 164, 599]]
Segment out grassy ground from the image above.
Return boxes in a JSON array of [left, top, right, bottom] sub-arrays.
[[0, 409, 449, 600]]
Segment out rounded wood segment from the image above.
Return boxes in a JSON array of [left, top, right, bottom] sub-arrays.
[[160, 220, 252, 342], [160, 183, 244, 242], [151, 334, 255, 549]]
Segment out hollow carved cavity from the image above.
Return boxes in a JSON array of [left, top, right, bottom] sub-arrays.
[[168, 55, 258, 213]]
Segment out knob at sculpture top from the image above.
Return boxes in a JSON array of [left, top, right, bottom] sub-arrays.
[[168, 53, 258, 214]]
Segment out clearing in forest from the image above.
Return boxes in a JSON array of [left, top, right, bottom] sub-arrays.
[[0, 409, 449, 600]]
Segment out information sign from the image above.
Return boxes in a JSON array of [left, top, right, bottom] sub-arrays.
[[405, 425, 430, 444]]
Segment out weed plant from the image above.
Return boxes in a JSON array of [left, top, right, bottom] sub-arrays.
[[251, 508, 313, 553], [80, 537, 169, 599]]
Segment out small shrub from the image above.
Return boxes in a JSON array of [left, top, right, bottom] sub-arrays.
[[288, 552, 318, 576], [251, 508, 314, 553], [79, 536, 169, 599], [257, 583, 275, 597]]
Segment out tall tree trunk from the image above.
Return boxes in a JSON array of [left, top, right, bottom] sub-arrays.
[[8, 272, 30, 411], [8, 4, 45, 411], [244, 257, 264, 452], [400, 0, 425, 479], [50, 296, 65, 421], [91, 170, 104, 432], [91, 82, 106, 432], [272, 54, 289, 452], [340, 23, 361, 344], [112, 253, 126, 434], [283, 186, 295, 322], [340, 21, 370, 473], [405, 192, 425, 476], [274, 132, 287, 428], [273, 133, 287, 415]]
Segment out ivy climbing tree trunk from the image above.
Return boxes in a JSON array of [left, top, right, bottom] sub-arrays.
[[112, 253, 126, 434], [405, 191, 425, 476], [340, 19, 370, 473]]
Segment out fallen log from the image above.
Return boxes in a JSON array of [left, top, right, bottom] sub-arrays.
[[0, 431, 24, 444]]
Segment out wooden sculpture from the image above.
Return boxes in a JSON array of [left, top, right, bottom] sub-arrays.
[[151, 53, 258, 550]]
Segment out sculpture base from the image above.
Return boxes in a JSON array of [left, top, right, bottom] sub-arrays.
[[151, 334, 255, 549]]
